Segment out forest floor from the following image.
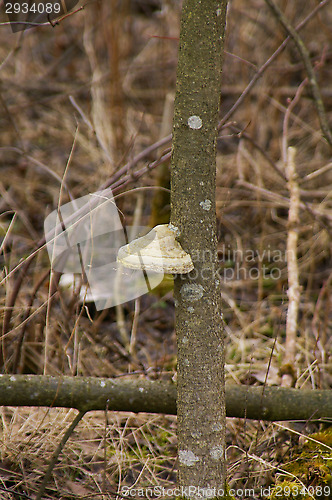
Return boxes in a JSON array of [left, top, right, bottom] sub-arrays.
[[0, 0, 331, 498]]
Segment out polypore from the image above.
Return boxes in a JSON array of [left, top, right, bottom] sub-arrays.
[[117, 224, 194, 274]]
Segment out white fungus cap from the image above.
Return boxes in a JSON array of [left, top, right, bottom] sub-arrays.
[[117, 224, 194, 274]]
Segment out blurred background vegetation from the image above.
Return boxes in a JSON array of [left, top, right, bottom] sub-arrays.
[[0, 0, 331, 498]]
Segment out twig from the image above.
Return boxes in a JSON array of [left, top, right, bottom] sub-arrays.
[[11, 268, 51, 373], [218, 0, 331, 130], [35, 410, 86, 500], [0, 3, 87, 29], [69, 94, 113, 165], [0, 138, 172, 340], [281, 79, 308, 164], [237, 179, 332, 226], [229, 125, 286, 181], [265, 0, 332, 149], [100, 135, 172, 190], [44, 128, 78, 375], [129, 298, 140, 358]]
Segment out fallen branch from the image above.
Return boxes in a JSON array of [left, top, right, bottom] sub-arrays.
[[0, 375, 331, 421]]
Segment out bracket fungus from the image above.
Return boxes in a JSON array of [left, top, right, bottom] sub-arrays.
[[117, 224, 194, 274]]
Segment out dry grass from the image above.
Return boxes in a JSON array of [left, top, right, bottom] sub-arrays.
[[0, 0, 332, 498]]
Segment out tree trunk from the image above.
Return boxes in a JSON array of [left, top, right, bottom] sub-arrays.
[[170, 0, 228, 496]]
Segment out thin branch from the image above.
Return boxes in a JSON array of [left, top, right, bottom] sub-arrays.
[[218, 0, 331, 130], [228, 125, 286, 181], [281, 79, 308, 164], [35, 410, 86, 500], [236, 179, 332, 226], [265, 0, 332, 149]]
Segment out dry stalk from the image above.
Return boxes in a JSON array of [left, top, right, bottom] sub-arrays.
[[282, 147, 301, 388], [44, 130, 77, 375], [129, 298, 140, 360]]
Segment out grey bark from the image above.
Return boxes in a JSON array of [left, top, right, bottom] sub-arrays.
[[170, 0, 228, 494]]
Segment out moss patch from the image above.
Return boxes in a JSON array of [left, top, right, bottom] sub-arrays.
[[269, 427, 332, 499]]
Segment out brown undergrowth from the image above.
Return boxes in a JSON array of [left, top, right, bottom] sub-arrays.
[[0, 0, 331, 498]]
